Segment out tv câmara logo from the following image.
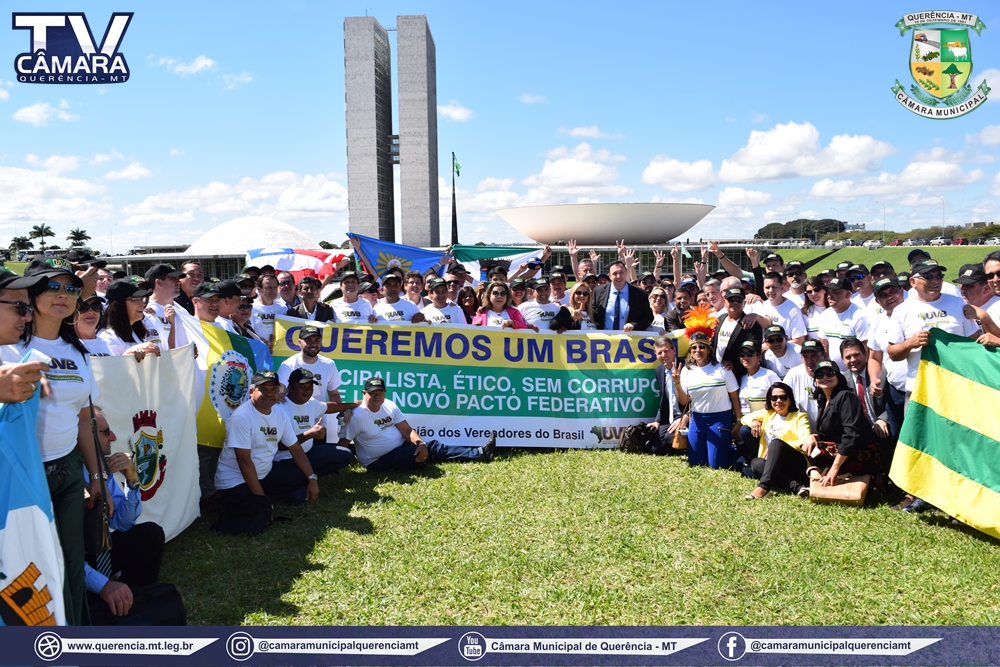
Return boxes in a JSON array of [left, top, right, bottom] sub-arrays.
[[12, 12, 133, 84], [891, 10, 990, 119]]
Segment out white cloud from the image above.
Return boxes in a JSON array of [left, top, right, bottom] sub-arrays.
[[911, 146, 995, 164], [968, 125, 1000, 145], [809, 161, 986, 200], [716, 187, 772, 206], [221, 72, 254, 89], [12, 101, 80, 126], [718, 121, 896, 182], [558, 125, 621, 139], [751, 113, 768, 123], [0, 89, 8, 101], [519, 143, 630, 205], [153, 55, 216, 76], [121, 171, 349, 225], [641, 155, 718, 192], [437, 102, 473, 121], [0, 166, 109, 226], [104, 162, 152, 180], [544, 144, 625, 163], [518, 93, 545, 104], [25, 154, 80, 175], [650, 195, 705, 204], [169, 148, 183, 157], [91, 149, 124, 164]]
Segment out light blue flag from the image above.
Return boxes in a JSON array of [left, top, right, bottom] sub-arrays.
[[0, 380, 66, 626], [247, 336, 273, 372], [346, 233, 446, 278]]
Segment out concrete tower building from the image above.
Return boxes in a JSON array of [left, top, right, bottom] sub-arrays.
[[396, 15, 440, 247], [344, 14, 440, 245], [344, 16, 396, 241]]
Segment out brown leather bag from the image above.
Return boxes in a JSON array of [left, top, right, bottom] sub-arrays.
[[671, 429, 688, 450], [807, 467, 871, 507]]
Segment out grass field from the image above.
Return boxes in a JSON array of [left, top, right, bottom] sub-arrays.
[[162, 450, 1000, 626], [780, 246, 996, 274]]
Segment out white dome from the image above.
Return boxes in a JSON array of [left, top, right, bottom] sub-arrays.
[[184, 216, 320, 255], [495, 203, 714, 245]]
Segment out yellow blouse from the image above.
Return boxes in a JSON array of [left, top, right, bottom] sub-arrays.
[[741, 409, 813, 460]]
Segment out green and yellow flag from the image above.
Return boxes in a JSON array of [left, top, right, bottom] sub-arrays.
[[891, 329, 1000, 538]]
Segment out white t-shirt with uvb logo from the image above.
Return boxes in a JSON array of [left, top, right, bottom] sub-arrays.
[[215, 400, 298, 490], [518, 300, 561, 329], [278, 354, 342, 442], [1, 339, 99, 462], [421, 303, 466, 325], [888, 294, 979, 391], [375, 298, 420, 323], [251, 301, 287, 341], [331, 297, 374, 324], [340, 399, 407, 467], [758, 299, 807, 340], [274, 398, 327, 460]]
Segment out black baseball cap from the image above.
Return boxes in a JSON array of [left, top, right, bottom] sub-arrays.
[[340, 271, 361, 283], [764, 325, 786, 339], [550, 271, 567, 282], [908, 248, 932, 265], [870, 260, 894, 275], [241, 266, 262, 277], [380, 272, 402, 284], [533, 277, 550, 288], [193, 282, 223, 298], [724, 287, 746, 300], [144, 263, 185, 282], [785, 261, 805, 271], [836, 261, 853, 271], [764, 253, 783, 264], [0, 266, 46, 291], [298, 324, 321, 339], [640, 271, 656, 282], [426, 277, 446, 291], [911, 259, 946, 276], [364, 377, 386, 393], [216, 279, 243, 298], [953, 263, 985, 284], [818, 269, 835, 279], [287, 368, 321, 385], [739, 339, 761, 354], [250, 370, 280, 388], [106, 278, 152, 302], [801, 339, 824, 353], [234, 273, 255, 285], [509, 278, 527, 290], [24, 256, 84, 286], [814, 360, 839, 374], [446, 262, 467, 275], [849, 264, 869, 275], [826, 277, 850, 291], [359, 281, 379, 294], [873, 277, 901, 296], [550, 264, 568, 274], [64, 248, 107, 269]]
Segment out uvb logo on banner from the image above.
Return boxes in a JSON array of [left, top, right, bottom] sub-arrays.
[[12, 12, 133, 84], [890, 10, 990, 118]]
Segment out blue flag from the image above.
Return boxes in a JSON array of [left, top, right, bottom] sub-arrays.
[[347, 233, 445, 278], [247, 336, 273, 372], [0, 383, 66, 626]]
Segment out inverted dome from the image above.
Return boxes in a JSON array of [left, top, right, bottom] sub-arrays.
[[184, 216, 320, 256], [495, 203, 714, 245]]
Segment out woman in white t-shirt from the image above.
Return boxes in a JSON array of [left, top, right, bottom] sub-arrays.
[[550, 282, 597, 332], [73, 293, 114, 357], [675, 332, 741, 469], [97, 278, 162, 361], [472, 283, 535, 330], [800, 276, 828, 340], [734, 340, 780, 463], [0, 263, 102, 625], [647, 287, 669, 333]]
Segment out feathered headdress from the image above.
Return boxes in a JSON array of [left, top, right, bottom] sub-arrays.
[[683, 303, 718, 342]]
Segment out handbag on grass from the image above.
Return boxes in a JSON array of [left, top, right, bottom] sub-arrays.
[[671, 428, 688, 450], [807, 466, 871, 507]]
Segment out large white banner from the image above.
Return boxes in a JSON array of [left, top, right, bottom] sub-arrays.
[[92, 346, 199, 541]]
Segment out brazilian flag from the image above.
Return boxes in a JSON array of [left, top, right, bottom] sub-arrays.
[[891, 329, 1000, 538]]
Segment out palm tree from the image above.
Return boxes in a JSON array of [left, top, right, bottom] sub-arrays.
[[67, 228, 91, 247], [9, 237, 33, 251], [29, 224, 54, 250]]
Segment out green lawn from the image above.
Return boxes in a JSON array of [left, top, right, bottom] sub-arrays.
[[777, 246, 993, 275], [6, 262, 26, 275], [162, 449, 1000, 626]]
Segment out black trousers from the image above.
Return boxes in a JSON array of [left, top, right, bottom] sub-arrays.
[[86, 522, 167, 624], [750, 439, 809, 493], [650, 424, 683, 456]]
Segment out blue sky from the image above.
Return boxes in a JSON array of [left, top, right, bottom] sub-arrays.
[[1, 0, 998, 252]]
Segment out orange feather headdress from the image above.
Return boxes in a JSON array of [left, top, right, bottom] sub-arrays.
[[682, 303, 718, 342]]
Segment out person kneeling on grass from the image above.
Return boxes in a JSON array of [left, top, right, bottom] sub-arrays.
[[212, 371, 319, 536], [338, 377, 496, 473], [741, 382, 813, 500]]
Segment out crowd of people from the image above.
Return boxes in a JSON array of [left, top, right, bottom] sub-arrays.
[[1, 238, 998, 626]]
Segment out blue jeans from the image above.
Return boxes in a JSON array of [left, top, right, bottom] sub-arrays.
[[366, 439, 483, 473], [687, 410, 735, 469]]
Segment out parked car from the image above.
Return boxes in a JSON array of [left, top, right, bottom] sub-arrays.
[[930, 236, 951, 246], [986, 237, 1000, 246], [863, 240, 884, 248], [951, 238, 969, 245], [971, 237, 987, 245], [889, 239, 902, 246]]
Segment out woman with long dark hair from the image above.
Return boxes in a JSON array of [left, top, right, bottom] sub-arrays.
[[742, 382, 813, 499], [74, 293, 113, 357], [97, 278, 160, 361], [456, 286, 479, 324], [0, 258, 102, 625], [800, 276, 828, 340]]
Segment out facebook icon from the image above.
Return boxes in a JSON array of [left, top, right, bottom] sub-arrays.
[[718, 632, 746, 661]]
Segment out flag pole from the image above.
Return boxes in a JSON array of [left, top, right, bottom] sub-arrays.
[[451, 152, 459, 245]]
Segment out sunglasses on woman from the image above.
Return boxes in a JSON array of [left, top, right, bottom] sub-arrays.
[[576, 291, 591, 297], [491, 291, 508, 297], [125, 296, 148, 305], [78, 301, 103, 313], [805, 288, 824, 295], [0, 300, 31, 317], [238, 304, 253, 311], [770, 394, 789, 402], [814, 368, 837, 379], [46, 281, 82, 296], [689, 344, 709, 351], [738, 350, 758, 357]]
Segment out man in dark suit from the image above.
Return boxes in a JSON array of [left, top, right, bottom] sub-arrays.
[[649, 337, 686, 455], [285, 276, 335, 322], [840, 336, 892, 443], [592, 260, 653, 331], [712, 287, 762, 382]]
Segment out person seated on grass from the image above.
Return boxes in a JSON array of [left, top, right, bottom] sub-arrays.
[[741, 382, 813, 500], [337, 377, 496, 473]]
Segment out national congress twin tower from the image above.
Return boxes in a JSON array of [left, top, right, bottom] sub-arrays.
[[344, 15, 440, 246]]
